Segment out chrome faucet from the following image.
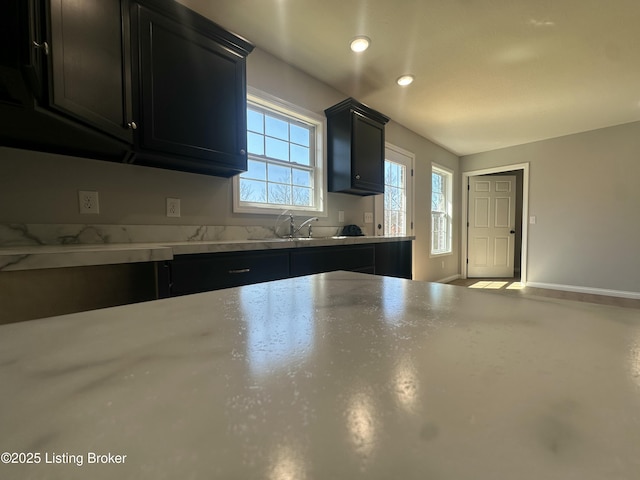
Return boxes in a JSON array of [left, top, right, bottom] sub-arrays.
[[289, 214, 319, 238]]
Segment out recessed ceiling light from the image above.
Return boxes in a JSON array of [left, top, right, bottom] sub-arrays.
[[350, 36, 370, 53], [397, 75, 414, 86]]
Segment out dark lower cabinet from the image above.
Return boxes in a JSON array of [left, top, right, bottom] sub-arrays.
[[374, 241, 412, 279], [158, 241, 411, 298], [290, 245, 375, 277], [162, 250, 290, 297]]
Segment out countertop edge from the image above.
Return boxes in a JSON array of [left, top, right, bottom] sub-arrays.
[[0, 236, 414, 272]]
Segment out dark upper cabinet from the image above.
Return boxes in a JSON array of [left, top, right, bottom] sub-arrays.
[[130, 1, 253, 176], [325, 98, 390, 195], [0, 0, 131, 159], [48, 0, 133, 143], [0, 0, 253, 177]]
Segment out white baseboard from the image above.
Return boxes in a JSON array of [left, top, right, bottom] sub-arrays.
[[436, 274, 461, 284], [526, 282, 640, 300]]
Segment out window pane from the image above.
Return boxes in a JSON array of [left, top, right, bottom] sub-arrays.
[[247, 110, 264, 134], [265, 137, 289, 161], [265, 115, 289, 140], [292, 187, 312, 206], [290, 124, 310, 147], [268, 183, 291, 205], [290, 144, 310, 165], [432, 173, 443, 194], [387, 186, 402, 210], [292, 168, 311, 187], [248, 132, 264, 155], [384, 159, 407, 236], [432, 192, 445, 213], [240, 179, 267, 203], [392, 163, 402, 187], [241, 159, 266, 181], [268, 164, 292, 184]]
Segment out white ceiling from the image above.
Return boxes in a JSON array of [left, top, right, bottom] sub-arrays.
[[177, 0, 640, 156]]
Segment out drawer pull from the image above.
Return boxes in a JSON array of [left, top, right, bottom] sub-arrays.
[[229, 268, 251, 274]]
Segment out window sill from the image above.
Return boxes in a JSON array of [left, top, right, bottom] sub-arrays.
[[430, 251, 453, 258]]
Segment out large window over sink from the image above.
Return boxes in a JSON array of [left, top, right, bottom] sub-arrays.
[[233, 88, 326, 215]]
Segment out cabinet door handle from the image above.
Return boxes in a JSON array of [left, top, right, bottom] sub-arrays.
[[127, 121, 138, 130], [355, 174, 361, 180], [32, 41, 49, 56], [240, 149, 246, 155], [229, 268, 251, 274]]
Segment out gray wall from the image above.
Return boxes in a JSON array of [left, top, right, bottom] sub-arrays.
[[461, 121, 640, 294], [0, 48, 460, 282]]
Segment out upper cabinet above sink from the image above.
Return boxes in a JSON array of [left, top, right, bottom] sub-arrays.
[[325, 98, 389, 196]]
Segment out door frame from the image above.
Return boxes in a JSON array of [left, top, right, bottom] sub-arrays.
[[461, 163, 530, 284], [374, 142, 415, 237]]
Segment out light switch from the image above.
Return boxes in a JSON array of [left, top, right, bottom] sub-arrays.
[[529, 216, 537, 224], [338, 210, 344, 223]]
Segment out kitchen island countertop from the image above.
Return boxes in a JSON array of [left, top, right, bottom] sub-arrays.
[[1, 271, 639, 479]]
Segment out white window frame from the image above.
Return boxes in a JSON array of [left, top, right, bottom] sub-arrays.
[[233, 87, 327, 216], [431, 163, 453, 256]]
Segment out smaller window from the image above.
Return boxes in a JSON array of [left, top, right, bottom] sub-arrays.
[[431, 165, 453, 255]]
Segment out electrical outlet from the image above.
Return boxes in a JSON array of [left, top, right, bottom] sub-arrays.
[[78, 191, 100, 214], [364, 212, 373, 223], [167, 198, 181, 217]]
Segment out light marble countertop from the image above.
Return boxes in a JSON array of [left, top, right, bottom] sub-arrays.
[[0, 235, 413, 272], [1, 271, 639, 479]]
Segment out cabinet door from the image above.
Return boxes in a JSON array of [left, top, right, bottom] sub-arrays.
[[48, 0, 132, 142], [374, 241, 412, 279], [351, 112, 384, 193], [135, 5, 247, 172], [0, 0, 42, 106]]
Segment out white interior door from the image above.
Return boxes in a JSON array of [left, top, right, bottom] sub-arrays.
[[468, 175, 516, 277]]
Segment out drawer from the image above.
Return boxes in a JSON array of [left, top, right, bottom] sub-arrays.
[[168, 250, 290, 296]]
